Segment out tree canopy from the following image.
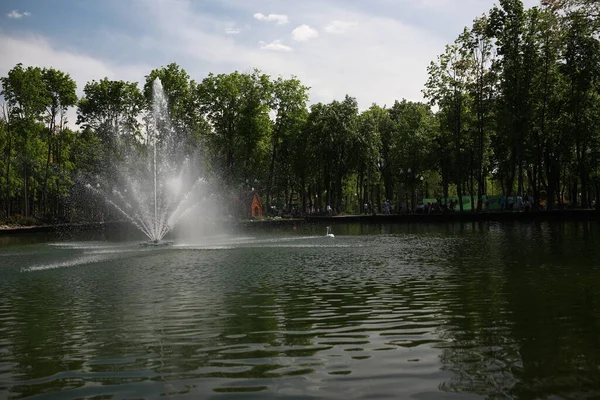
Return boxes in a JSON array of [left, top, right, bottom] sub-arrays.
[[2, 0, 600, 223]]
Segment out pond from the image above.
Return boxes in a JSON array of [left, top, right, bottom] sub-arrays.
[[1, 221, 600, 399]]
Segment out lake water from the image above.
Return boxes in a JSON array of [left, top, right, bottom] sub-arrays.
[[1, 221, 600, 399]]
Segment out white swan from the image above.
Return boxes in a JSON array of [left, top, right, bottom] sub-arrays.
[[326, 226, 335, 238]]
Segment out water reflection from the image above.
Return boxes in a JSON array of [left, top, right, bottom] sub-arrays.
[[0, 221, 599, 398], [438, 221, 600, 399]]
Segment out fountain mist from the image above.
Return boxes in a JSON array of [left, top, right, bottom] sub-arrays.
[[86, 79, 206, 243]]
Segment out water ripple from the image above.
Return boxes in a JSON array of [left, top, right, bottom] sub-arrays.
[[1, 222, 600, 399]]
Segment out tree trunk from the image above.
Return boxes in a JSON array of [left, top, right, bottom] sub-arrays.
[[455, 91, 463, 212], [547, 173, 555, 212], [376, 180, 382, 214], [442, 180, 448, 202], [300, 176, 306, 215], [478, 94, 485, 198], [532, 162, 538, 209], [336, 174, 343, 213], [359, 172, 364, 214], [42, 126, 53, 217], [266, 129, 280, 210], [4, 133, 12, 217], [594, 176, 600, 211], [580, 163, 588, 208], [518, 137, 524, 198], [24, 164, 29, 218], [469, 154, 475, 212]]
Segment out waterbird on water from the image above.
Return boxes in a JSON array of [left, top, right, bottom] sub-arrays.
[[326, 226, 335, 238]]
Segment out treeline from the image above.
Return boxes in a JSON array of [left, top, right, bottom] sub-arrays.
[[1, 0, 599, 223], [425, 0, 600, 211]]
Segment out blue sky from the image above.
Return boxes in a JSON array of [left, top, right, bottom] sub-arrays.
[[1, 0, 540, 116]]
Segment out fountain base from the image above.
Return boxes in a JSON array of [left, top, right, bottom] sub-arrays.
[[140, 240, 174, 247]]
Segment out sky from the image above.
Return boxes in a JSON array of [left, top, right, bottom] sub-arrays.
[[1, 0, 540, 117]]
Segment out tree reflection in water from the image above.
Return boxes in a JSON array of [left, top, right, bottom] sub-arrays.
[[436, 221, 600, 399]]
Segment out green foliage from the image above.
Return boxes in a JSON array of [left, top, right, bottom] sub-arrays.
[[267, 76, 309, 206], [1, 64, 77, 218], [422, 0, 600, 209], [144, 63, 208, 152], [77, 78, 144, 146], [3, 0, 600, 221], [0, 64, 48, 122], [557, 0, 600, 22], [196, 70, 273, 188]]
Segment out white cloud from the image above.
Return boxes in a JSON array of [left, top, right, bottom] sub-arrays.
[[7, 10, 31, 19], [131, 1, 277, 68], [0, 34, 149, 93], [324, 20, 357, 34], [3, 0, 438, 111], [417, 0, 451, 8], [2, 0, 546, 124], [225, 27, 240, 35], [286, 12, 444, 109], [0, 33, 151, 129], [253, 13, 289, 25], [292, 25, 319, 42], [259, 40, 292, 52]]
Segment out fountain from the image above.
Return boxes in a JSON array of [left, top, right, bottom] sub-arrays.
[[86, 79, 206, 245]]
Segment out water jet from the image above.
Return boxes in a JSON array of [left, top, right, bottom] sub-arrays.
[[86, 79, 206, 244]]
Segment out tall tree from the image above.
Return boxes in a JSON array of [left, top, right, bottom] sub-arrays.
[[356, 105, 386, 212], [424, 43, 470, 211], [77, 78, 144, 152], [458, 15, 496, 199], [267, 76, 309, 209], [389, 100, 435, 210], [530, 5, 566, 209], [0, 64, 48, 217], [488, 0, 531, 198], [561, 10, 600, 207], [556, 0, 600, 21], [40, 68, 77, 214], [321, 96, 359, 212], [196, 70, 273, 189]]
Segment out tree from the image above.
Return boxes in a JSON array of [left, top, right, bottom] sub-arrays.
[[529, 5, 566, 210], [424, 43, 470, 211], [488, 0, 531, 198], [561, 10, 600, 207], [389, 100, 435, 211], [355, 105, 386, 212], [555, 0, 600, 21], [0, 64, 48, 217], [196, 70, 273, 189], [267, 76, 309, 209], [317, 96, 360, 212], [458, 15, 496, 200], [39, 68, 77, 214], [301, 100, 358, 212], [77, 78, 144, 152]]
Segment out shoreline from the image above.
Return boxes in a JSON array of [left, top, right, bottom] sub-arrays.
[[303, 209, 600, 224], [1, 209, 598, 235]]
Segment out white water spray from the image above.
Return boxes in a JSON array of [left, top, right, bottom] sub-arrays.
[[86, 79, 206, 243]]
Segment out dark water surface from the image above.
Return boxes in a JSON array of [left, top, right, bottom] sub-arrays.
[[1, 221, 600, 399]]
